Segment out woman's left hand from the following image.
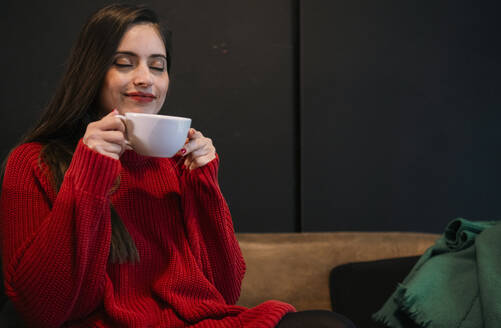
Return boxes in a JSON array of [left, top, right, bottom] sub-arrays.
[[179, 128, 216, 171]]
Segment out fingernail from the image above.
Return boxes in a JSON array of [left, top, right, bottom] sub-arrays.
[[180, 148, 186, 155]]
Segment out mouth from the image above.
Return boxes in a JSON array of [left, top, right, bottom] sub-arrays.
[[125, 92, 156, 103]]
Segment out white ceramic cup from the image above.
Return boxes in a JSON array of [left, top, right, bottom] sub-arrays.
[[116, 112, 192, 158]]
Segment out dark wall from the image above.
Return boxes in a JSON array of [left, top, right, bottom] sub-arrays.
[[302, 1, 501, 232], [1, 1, 500, 233], [164, 1, 298, 232]]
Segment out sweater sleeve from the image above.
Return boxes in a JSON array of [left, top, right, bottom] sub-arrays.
[[179, 155, 246, 305], [0, 141, 120, 327]]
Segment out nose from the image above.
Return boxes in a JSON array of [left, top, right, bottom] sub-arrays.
[[132, 62, 153, 87]]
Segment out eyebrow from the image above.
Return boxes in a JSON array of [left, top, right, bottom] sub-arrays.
[[115, 51, 167, 60]]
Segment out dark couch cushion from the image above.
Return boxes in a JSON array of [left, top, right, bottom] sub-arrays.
[[330, 256, 420, 328]]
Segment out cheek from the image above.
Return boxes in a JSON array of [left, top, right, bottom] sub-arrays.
[[106, 73, 127, 92], [100, 73, 126, 110], [160, 76, 170, 94], [157, 77, 170, 101]]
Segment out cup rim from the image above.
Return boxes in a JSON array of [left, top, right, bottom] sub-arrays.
[[125, 112, 191, 121]]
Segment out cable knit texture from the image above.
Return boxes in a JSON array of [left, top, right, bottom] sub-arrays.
[[1, 140, 295, 327]]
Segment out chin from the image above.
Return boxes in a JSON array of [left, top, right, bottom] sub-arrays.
[[122, 107, 159, 115]]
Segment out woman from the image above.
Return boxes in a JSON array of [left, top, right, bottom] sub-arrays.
[[0, 4, 355, 328]]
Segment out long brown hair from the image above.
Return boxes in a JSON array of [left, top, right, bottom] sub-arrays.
[[16, 4, 172, 264]]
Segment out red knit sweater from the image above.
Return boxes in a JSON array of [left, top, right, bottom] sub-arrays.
[[0, 140, 295, 327]]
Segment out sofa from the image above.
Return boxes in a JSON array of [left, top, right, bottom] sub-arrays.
[[236, 232, 440, 327], [0, 232, 439, 327]]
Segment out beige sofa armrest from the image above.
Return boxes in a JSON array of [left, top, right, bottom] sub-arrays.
[[236, 232, 439, 311]]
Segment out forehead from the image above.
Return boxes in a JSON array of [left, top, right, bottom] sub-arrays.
[[117, 23, 166, 56]]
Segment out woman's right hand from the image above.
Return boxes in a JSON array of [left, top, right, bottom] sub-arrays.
[[83, 109, 130, 160]]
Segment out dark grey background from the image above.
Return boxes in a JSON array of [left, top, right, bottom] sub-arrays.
[[1, 1, 500, 233], [301, 1, 501, 232]]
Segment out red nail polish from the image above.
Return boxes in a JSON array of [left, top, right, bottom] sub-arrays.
[[180, 148, 186, 155]]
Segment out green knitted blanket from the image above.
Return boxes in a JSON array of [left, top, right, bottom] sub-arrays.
[[373, 218, 501, 328]]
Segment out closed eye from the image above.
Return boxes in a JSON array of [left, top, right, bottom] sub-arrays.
[[150, 66, 165, 72], [114, 63, 133, 68]]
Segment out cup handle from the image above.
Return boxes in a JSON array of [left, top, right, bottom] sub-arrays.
[[115, 114, 133, 148]]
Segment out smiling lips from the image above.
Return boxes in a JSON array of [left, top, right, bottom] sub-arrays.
[[125, 92, 156, 103]]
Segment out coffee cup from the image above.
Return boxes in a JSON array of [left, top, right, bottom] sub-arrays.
[[116, 112, 191, 158]]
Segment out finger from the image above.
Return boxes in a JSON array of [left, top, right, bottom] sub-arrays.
[[101, 142, 123, 155], [108, 116, 126, 133], [189, 154, 215, 170], [97, 130, 127, 154], [187, 128, 203, 140], [122, 143, 133, 151], [90, 142, 122, 159], [182, 137, 206, 156], [184, 157, 193, 170], [118, 142, 132, 156], [101, 130, 126, 144], [97, 112, 126, 132], [107, 131, 131, 151], [190, 143, 213, 157], [174, 138, 190, 157], [190, 157, 203, 170], [95, 117, 125, 133]]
